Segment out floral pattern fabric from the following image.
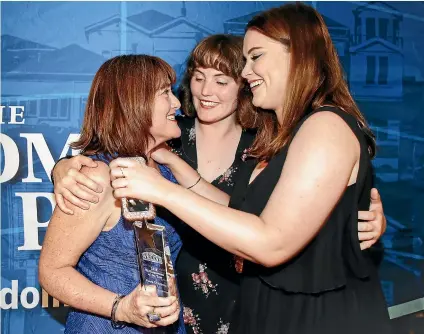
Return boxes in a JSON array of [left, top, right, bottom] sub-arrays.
[[168, 116, 256, 334]]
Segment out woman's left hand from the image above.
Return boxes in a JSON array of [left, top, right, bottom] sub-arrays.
[[109, 158, 171, 205], [358, 188, 387, 250]]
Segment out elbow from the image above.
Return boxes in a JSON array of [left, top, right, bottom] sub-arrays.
[[258, 256, 287, 268], [38, 264, 48, 290], [252, 250, 290, 268], [38, 258, 51, 290], [38, 256, 56, 292]]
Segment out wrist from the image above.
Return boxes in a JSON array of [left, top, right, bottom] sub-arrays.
[[186, 174, 202, 190], [162, 152, 182, 170], [160, 180, 181, 208], [111, 294, 127, 326]]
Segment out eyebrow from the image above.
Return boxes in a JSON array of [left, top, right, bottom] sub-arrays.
[[247, 47, 262, 54], [159, 82, 171, 90], [194, 69, 226, 77]]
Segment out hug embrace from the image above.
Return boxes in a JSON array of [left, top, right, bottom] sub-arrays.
[[40, 3, 391, 334]]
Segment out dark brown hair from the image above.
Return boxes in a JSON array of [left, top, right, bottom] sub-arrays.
[[71, 55, 176, 157], [242, 3, 376, 161], [179, 34, 260, 128]]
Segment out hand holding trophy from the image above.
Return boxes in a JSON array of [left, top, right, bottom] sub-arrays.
[[121, 157, 178, 327]]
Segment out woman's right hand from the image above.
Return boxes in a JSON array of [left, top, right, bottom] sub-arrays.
[[116, 285, 180, 328], [53, 155, 103, 214]]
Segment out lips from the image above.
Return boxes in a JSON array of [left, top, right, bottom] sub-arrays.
[[249, 79, 264, 90], [199, 100, 219, 108], [166, 113, 176, 121]]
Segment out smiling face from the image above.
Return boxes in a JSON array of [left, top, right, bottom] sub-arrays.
[[189, 67, 240, 124], [242, 29, 291, 115], [149, 83, 181, 146]]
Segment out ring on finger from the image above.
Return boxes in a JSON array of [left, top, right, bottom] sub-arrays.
[[120, 167, 125, 178], [147, 310, 161, 323]]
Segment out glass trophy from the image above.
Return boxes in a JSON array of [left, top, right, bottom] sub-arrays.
[[120, 156, 177, 331]]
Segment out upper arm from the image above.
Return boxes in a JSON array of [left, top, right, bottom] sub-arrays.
[[260, 112, 360, 264], [40, 162, 114, 271]]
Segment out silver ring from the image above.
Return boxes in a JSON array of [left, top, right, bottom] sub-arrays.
[[120, 167, 125, 178], [147, 311, 161, 323]]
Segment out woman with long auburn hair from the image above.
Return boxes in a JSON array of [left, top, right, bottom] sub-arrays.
[[39, 55, 185, 333], [51, 33, 387, 333], [109, 4, 392, 333]]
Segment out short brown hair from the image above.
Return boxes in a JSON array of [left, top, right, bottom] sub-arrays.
[[179, 34, 259, 128], [72, 55, 176, 157], [242, 3, 376, 161]]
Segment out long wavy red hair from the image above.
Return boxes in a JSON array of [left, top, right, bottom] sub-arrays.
[[240, 3, 376, 161]]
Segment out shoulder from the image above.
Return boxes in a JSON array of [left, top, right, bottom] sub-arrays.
[[81, 160, 110, 185], [80, 161, 113, 201], [299, 110, 359, 144], [290, 111, 360, 162], [53, 161, 113, 226]]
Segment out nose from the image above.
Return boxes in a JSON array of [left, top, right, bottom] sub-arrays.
[[241, 61, 252, 79], [201, 81, 213, 96], [170, 91, 181, 110]]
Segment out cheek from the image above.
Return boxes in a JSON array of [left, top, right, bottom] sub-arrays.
[[252, 61, 265, 78], [190, 80, 201, 97], [219, 86, 239, 106], [152, 101, 168, 123]]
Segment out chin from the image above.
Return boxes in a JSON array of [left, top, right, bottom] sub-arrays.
[[252, 96, 263, 108], [171, 128, 182, 139]]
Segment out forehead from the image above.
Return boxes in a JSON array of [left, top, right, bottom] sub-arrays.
[[194, 67, 231, 77], [243, 29, 284, 55], [157, 79, 172, 91]]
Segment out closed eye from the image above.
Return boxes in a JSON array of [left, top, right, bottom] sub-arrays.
[[251, 54, 262, 61]]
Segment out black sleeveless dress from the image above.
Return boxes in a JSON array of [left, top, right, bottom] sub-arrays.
[[228, 107, 392, 334]]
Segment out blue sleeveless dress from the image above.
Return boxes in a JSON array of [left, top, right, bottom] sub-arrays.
[[64, 155, 185, 334]]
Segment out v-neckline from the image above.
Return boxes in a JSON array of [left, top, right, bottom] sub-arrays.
[[193, 124, 245, 184]]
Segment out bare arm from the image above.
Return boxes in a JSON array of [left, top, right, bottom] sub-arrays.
[[151, 145, 230, 206], [111, 112, 360, 267], [40, 162, 179, 327], [40, 162, 118, 317]]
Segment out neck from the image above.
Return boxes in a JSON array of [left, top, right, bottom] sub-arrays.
[[195, 112, 241, 140], [275, 107, 284, 126]]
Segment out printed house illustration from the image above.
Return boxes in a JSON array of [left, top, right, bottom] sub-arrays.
[[2, 35, 105, 129], [349, 1, 403, 101], [224, 11, 351, 74], [84, 7, 213, 71]]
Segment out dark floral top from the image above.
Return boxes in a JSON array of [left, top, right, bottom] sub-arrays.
[[169, 115, 255, 334]]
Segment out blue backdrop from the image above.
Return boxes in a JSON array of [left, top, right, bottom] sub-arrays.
[[1, 1, 424, 333]]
